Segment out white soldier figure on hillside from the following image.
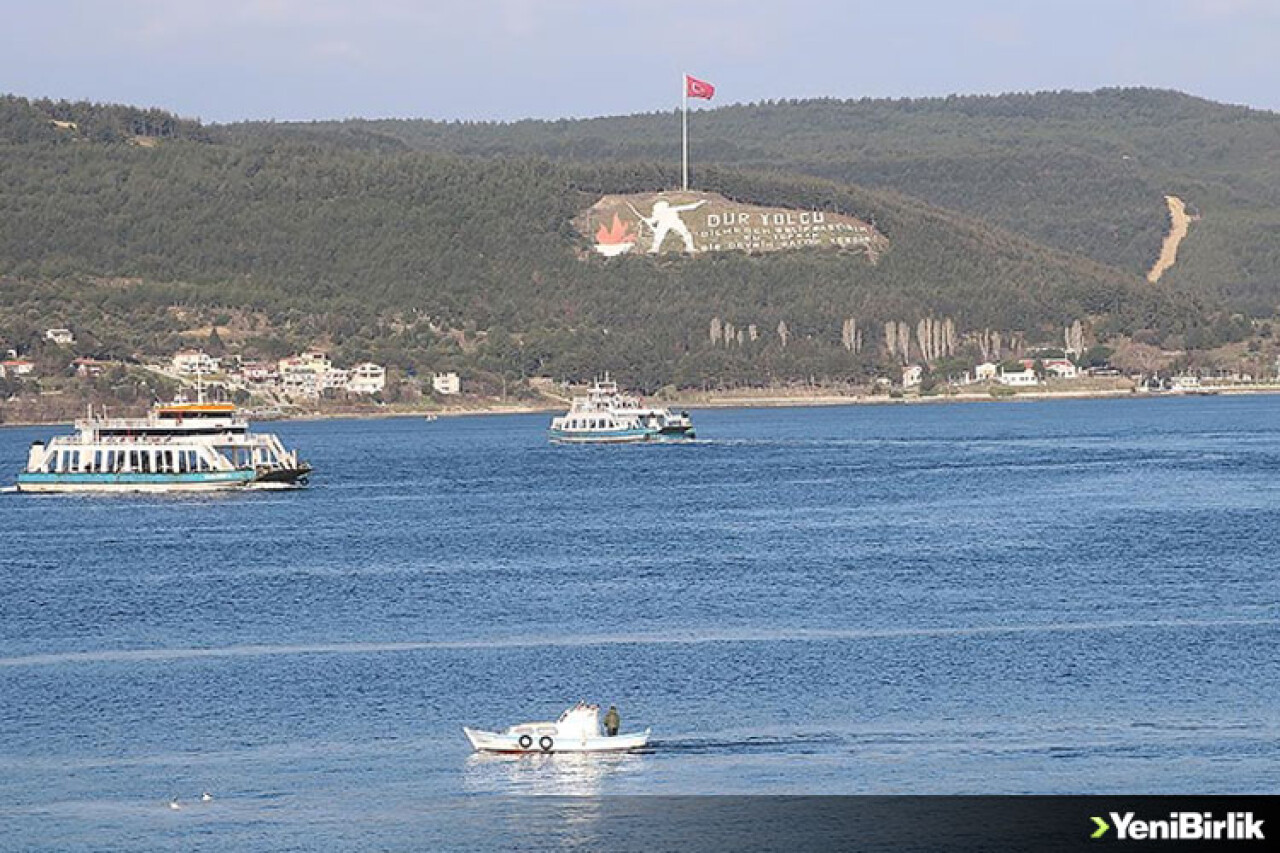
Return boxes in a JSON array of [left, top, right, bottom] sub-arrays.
[[637, 198, 706, 253]]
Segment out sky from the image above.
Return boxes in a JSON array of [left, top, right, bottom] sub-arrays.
[[2, 0, 1278, 123]]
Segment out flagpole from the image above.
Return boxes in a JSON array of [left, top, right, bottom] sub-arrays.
[[681, 73, 689, 191]]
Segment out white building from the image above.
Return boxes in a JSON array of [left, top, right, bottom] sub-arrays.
[[278, 352, 332, 398], [278, 359, 318, 397], [901, 364, 923, 388], [998, 368, 1039, 387], [240, 362, 277, 383], [347, 362, 386, 395], [73, 358, 108, 378], [299, 351, 331, 372], [321, 368, 351, 392], [975, 362, 999, 381], [44, 328, 75, 345], [432, 371, 461, 395], [1043, 359, 1079, 380], [172, 349, 220, 376], [0, 359, 35, 378]]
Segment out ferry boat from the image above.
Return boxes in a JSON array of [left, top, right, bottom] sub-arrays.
[[15, 397, 311, 493], [548, 376, 695, 444]]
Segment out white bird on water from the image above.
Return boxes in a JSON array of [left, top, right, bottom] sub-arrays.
[[201, 792, 213, 802], [168, 798, 181, 811]]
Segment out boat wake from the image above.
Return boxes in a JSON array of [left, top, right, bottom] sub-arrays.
[[2, 617, 1276, 669], [654, 733, 844, 754]]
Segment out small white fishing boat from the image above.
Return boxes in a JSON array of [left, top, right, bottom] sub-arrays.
[[463, 703, 650, 754]]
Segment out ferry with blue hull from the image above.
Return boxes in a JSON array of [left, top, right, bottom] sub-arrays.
[[549, 376, 695, 444], [16, 398, 310, 493]]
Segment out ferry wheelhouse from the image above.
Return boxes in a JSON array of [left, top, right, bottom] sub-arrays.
[[16, 399, 311, 493], [548, 376, 695, 444]]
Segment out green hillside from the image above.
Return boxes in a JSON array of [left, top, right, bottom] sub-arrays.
[[243, 88, 1280, 304], [0, 91, 1264, 396]]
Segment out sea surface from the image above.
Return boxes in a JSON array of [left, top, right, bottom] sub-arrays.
[[1, 397, 1277, 849]]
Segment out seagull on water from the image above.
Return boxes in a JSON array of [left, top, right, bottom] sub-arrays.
[[201, 792, 213, 802], [168, 798, 181, 810]]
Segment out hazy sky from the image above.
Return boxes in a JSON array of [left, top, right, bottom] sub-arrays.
[[3, 0, 1278, 123]]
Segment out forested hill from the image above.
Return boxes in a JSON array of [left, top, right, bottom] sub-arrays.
[[234, 88, 1280, 309], [0, 91, 1264, 394], [0, 95, 212, 144]]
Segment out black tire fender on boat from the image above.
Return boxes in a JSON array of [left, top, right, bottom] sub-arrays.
[[518, 734, 533, 750], [539, 736, 554, 753]]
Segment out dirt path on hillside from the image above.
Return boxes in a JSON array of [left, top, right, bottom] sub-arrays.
[[1147, 195, 1190, 283]]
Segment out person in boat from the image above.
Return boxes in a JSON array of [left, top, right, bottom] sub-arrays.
[[604, 705, 620, 737]]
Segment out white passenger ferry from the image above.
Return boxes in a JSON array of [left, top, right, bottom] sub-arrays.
[[16, 396, 310, 493], [548, 376, 695, 444]]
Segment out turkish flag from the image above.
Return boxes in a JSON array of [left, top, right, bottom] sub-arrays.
[[686, 75, 715, 100]]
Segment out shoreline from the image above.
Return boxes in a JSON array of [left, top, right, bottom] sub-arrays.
[[4, 385, 1280, 428]]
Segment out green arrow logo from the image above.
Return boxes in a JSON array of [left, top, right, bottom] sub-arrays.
[[1091, 816, 1111, 839]]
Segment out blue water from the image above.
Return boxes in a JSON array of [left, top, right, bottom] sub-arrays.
[[1, 397, 1277, 849]]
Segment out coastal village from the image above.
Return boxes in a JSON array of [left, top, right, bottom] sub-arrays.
[[0, 325, 463, 421], [2, 320, 1278, 424]]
